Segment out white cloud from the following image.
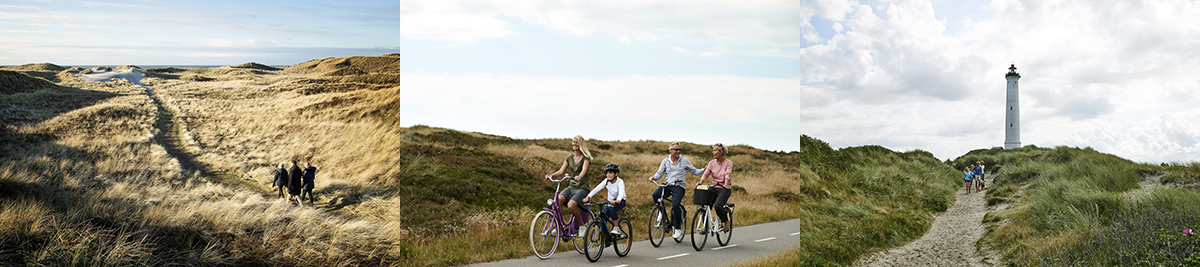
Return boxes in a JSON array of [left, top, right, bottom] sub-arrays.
[[618, 35, 632, 45], [400, 1, 512, 43], [699, 45, 727, 57], [671, 46, 690, 54]]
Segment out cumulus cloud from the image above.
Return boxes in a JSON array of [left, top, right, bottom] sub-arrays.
[[671, 46, 691, 54]]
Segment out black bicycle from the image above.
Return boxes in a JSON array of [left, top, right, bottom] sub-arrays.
[[648, 181, 687, 247], [581, 200, 631, 262]]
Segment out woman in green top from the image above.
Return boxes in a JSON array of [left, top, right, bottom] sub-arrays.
[[545, 135, 592, 237]]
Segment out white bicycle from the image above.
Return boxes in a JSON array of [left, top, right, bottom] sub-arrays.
[[690, 185, 735, 251]]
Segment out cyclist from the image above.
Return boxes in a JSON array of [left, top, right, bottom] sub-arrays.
[[584, 163, 626, 235], [695, 143, 733, 234], [648, 142, 705, 240], [545, 135, 593, 237]]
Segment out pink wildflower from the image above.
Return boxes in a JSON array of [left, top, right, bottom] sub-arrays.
[[1185, 229, 1196, 236]]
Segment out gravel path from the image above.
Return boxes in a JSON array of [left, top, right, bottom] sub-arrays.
[[855, 175, 994, 267]]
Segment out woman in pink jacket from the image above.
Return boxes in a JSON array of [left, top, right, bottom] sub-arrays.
[[696, 143, 733, 232]]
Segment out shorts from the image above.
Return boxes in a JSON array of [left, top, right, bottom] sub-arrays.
[[559, 188, 588, 204], [963, 177, 972, 182]]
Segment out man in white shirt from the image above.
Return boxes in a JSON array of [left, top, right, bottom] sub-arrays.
[[648, 142, 704, 239]]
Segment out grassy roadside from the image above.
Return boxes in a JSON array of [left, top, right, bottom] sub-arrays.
[[952, 146, 1200, 266]]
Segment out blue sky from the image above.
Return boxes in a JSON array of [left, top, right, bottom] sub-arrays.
[[401, 0, 1200, 163], [0, 0, 399, 65]]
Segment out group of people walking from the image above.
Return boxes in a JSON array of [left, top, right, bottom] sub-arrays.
[[543, 136, 734, 240], [962, 161, 985, 193], [274, 160, 317, 206]]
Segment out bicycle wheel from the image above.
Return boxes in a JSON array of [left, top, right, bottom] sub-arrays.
[[584, 221, 604, 262], [674, 206, 687, 243], [648, 205, 666, 247], [691, 208, 708, 251], [716, 207, 733, 246], [614, 218, 632, 257], [529, 210, 559, 259]]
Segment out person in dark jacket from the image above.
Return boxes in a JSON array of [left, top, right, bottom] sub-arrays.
[[273, 163, 289, 198], [288, 160, 304, 206], [301, 162, 317, 204]]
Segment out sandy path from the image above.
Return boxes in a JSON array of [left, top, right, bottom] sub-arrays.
[[855, 175, 994, 267]]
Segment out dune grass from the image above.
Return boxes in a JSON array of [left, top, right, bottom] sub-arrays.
[[949, 146, 1200, 266]]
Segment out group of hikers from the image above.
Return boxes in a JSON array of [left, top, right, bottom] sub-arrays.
[[962, 161, 985, 193], [544, 136, 734, 240], [273, 160, 317, 206]]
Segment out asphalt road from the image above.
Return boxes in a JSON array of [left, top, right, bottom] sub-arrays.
[[469, 217, 804, 267]]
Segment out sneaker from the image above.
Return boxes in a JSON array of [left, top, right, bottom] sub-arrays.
[[578, 226, 587, 237], [672, 229, 682, 239], [610, 226, 621, 235]]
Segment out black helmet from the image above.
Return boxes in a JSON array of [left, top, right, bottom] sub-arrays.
[[603, 163, 620, 173]]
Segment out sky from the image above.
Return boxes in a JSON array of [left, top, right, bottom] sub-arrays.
[[400, 0, 1200, 163], [0, 0, 399, 65]]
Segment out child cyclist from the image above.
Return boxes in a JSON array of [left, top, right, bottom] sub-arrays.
[[584, 163, 627, 235]]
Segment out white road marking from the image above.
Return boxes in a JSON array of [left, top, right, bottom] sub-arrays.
[[790, 232, 801, 236], [712, 244, 739, 250], [657, 253, 690, 260], [612, 265, 629, 267], [754, 237, 777, 243]]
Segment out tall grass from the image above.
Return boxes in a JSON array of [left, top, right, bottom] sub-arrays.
[[956, 146, 1200, 266]]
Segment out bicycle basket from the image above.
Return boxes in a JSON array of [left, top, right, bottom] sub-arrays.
[[693, 188, 717, 205]]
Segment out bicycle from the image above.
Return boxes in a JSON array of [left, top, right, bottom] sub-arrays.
[[647, 181, 687, 247], [581, 199, 632, 262], [690, 185, 735, 251], [529, 174, 591, 259]]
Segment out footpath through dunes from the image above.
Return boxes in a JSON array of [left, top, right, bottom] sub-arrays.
[[855, 174, 998, 267], [76, 67, 257, 192]]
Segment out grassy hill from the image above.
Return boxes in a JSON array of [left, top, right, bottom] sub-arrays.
[[2, 55, 962, 266], [952, 146, 1200, 266]]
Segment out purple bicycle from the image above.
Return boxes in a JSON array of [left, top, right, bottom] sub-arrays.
[[529, 174, 591, 259]]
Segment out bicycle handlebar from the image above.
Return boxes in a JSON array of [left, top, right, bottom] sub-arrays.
[[545, 173, 572, 183]]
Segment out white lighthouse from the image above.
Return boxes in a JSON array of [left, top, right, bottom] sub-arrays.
[[1004, 64, 1021, 149]]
